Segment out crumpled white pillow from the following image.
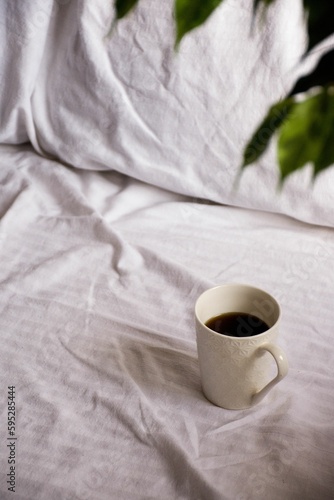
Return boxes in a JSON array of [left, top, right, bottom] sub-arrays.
[[1, 0, 334, 227]]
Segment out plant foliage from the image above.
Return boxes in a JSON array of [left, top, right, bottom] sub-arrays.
[[242, 0, 334, 181], [289, 49, 334, 97], [279, 89, 334, 181], [303, 0, 334, 53], [114, 0, 334, 183], [115, 0, 139, 19], [174, 0, 224, 48], [242, 98, 294, 168]]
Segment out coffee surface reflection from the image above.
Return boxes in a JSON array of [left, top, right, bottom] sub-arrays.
[[205, 312, 270, 337]]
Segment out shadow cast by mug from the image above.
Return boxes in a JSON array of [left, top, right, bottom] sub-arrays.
[[63, 331, 202, 404]]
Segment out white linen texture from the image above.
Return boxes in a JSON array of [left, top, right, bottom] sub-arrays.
[[1, 0, 334, 226], [1, 0, 334, 499], [0, 146, 334, 499]]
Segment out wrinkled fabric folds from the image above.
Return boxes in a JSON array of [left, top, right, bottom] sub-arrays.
[[0, 145, 334, 499]]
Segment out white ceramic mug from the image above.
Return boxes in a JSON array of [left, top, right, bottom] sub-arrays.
[[195, 284, 288, 410]]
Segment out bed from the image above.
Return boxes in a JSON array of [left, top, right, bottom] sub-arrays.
[[1, 1, 334, 499]]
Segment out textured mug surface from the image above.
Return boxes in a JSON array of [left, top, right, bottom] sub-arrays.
[[195, 284, 288, 410]]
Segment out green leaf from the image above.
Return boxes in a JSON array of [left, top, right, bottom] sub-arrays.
[[115, 0, 139, 19], [313, 91, 334, 176], [242, 98, 294, 168], [278, 88, 334, 181], [303, 0, 334, 53], [175, 0, 224, 48], [289, 49, 334, 97]]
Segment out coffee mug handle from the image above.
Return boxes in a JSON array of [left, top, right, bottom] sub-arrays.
[[251, 344, 289, 406]]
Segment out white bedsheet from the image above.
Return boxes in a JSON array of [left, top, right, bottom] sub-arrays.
[[1, 145, 334, 499]]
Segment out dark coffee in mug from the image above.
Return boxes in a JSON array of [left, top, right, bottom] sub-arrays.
[[205, 312, 270, 338]]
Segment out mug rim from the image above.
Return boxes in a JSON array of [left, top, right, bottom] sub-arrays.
[[195, 283, 281, 339]]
